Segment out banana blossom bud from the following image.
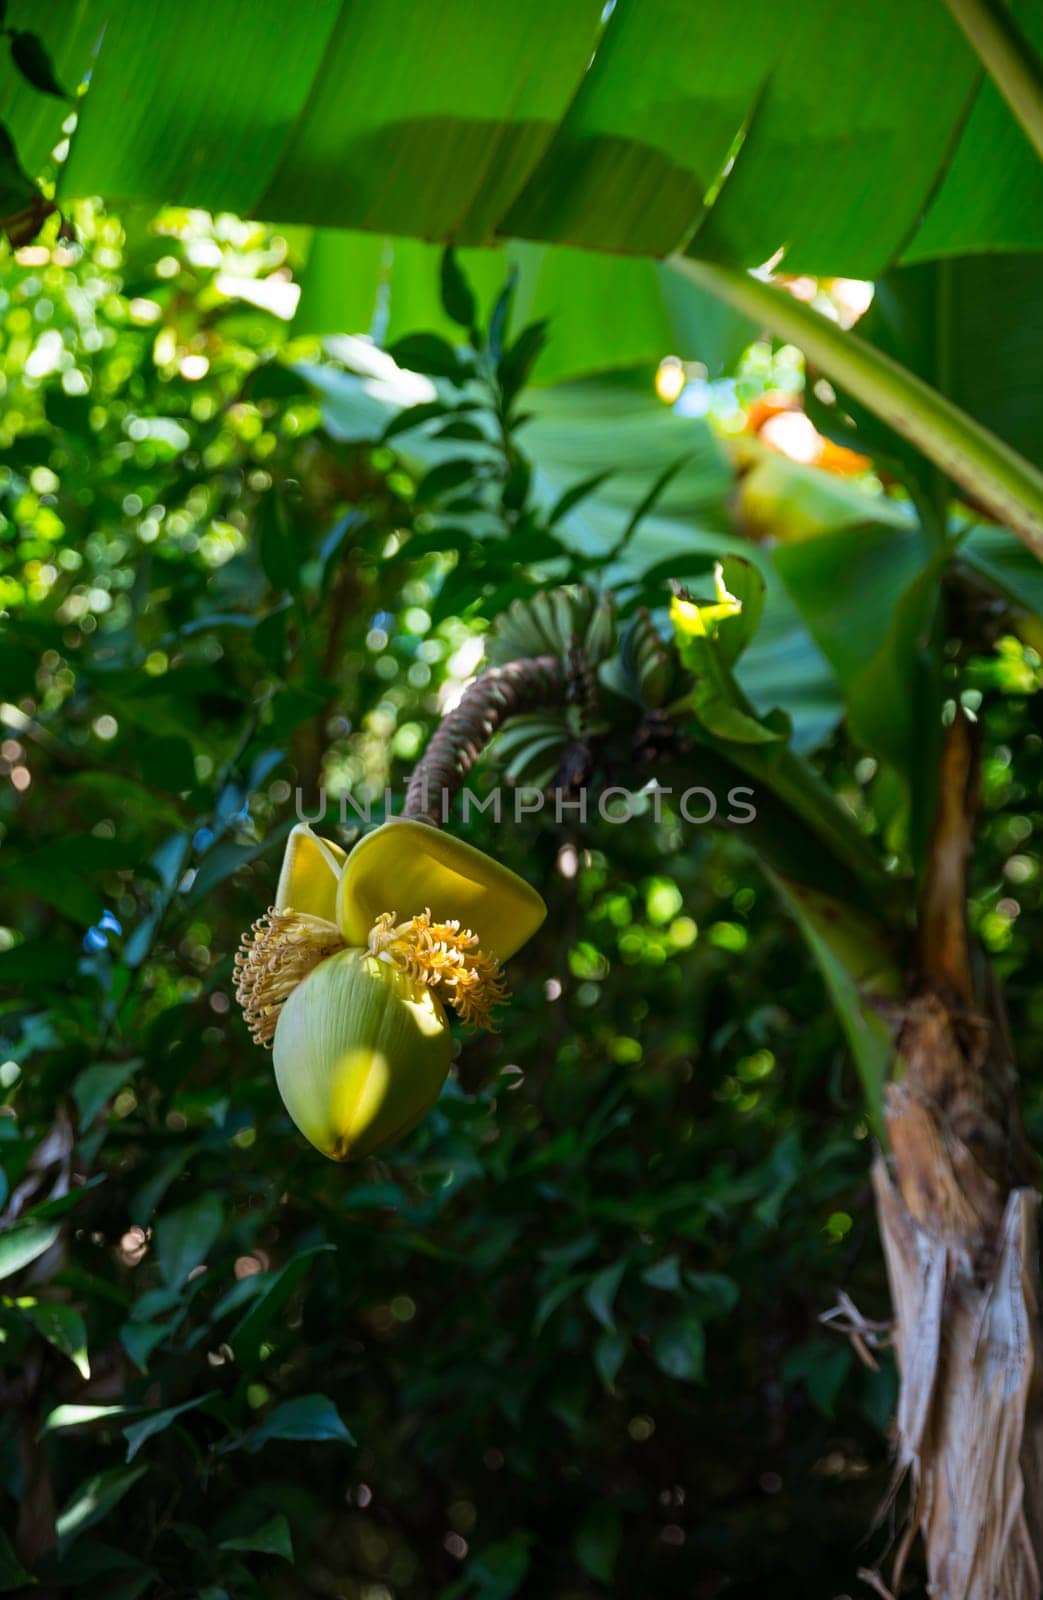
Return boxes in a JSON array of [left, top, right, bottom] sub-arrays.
[[235, 821, 546, 1161]]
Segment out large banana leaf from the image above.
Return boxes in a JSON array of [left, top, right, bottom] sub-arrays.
[[5, 0, 1041, 274], [8, 0, 1043, 556], [904, 0, 1043, 262], [503, 0, 979, 276]]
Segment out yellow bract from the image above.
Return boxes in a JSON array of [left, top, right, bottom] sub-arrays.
[[336, 818, 546, 960], [275, 825, 346, 922], [275, 819, 546, 961]]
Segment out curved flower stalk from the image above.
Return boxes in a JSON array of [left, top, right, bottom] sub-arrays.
[[235, 821, 546, 1161]]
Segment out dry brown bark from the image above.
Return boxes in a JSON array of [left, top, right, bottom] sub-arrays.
[[874, 1160, 1043, 1598]]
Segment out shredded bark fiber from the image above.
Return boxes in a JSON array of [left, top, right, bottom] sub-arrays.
[[873, 1153, 1043, 1600]]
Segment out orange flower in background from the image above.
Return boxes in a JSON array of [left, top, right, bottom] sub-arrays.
[[745, 393, 869, 478]]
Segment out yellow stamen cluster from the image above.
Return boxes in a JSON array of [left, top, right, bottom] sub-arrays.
[[368, 909, 509, 1030], [234, 908, 345, 1047]]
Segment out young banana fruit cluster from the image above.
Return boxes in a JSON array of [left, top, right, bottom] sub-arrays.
[[484, 584, 615, 670], [482, 587, 682, 789], [483, 586, 615, 789], [618, 607, 679, 709]]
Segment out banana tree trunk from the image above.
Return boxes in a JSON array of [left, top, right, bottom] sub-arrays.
[[870, 716, 1043, 1598], [873, 1044, 1043, 1597]]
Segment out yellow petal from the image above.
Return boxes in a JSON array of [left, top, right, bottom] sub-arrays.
[[337, 818, 546, 961], [275, 824, 347, 921]]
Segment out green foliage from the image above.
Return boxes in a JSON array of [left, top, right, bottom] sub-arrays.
[[9, 2, 1042, 270], [1, 215, 1043, 1600]]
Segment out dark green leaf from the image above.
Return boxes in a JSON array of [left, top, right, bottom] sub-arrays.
[[247, 1394, 355, 1449], [499, 319, 549, 404], [501, 457, 531, 513], [386, 332, 463, 380], [10, 31, 67, 97], [220, 1514, 293, 1561], [0, 1222, 59, 1282], [488, 268, 518, 363], [573, 1503, 621, 1585], [533, 1273, 582, 1334], [962, 524, 1043, 618], [641, 1254, 681, 1292], [19, 1301, 89, 1379], [41, 1404, 140, 1435], [584, 1260, 626, 1331], [607, 452, 693, 563], [593, 1328, 627, 1389], [120, 1321, 169, 1374], [773, 523, 943, 855], [382, 398, 454, 441], [440, 248, 477, 331], [415, 457, 476, 506], [685, 1271, 740, 1317], [72, 1061, 139, 1129], [782, 1341, 852, 1418], [433, 417, 487, 442], [229, 1243, 334, 1371], [56, 1467, 146, 1551], [653, 1311, 705, 1382], [258, 491, 301, 596], [155, 1194, 224, 1287], [453, 1534, 531, 1600], [822, 256, 1043, 485], [124, 1394, 215, 1462], [21, 1179, 104, 1224], [548, 470, 612, 526]]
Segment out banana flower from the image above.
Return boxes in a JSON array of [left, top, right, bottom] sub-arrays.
[[235, 820, 546, 1162]]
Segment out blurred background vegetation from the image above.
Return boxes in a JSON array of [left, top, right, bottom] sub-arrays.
[[1, 196, 1042, 1600], [3, 3, 1043, 1593]]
